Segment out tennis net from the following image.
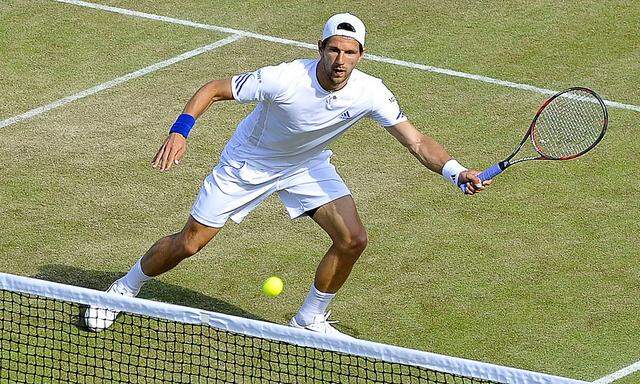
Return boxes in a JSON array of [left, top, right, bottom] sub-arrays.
[[1, 272, 586, 383]]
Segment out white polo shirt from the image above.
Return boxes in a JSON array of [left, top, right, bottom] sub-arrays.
[[224, 58, 407, 169]]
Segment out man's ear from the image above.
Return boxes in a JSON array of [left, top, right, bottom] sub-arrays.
[[357, 47, 365, 63]]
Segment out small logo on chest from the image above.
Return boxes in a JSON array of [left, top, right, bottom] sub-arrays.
[[339, 110, 351, 119]]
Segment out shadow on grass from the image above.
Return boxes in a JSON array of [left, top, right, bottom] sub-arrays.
[[32, 264, 265, 321]]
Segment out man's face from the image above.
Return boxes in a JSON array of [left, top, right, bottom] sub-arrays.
[[318, 36, 364, 88]]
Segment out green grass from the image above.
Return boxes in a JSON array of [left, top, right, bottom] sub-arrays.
[[2, 0, 639, 382]]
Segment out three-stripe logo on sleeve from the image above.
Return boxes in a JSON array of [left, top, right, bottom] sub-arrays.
[[235, 73, 252, 93]]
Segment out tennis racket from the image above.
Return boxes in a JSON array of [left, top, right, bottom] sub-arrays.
[[461, 87, 608, 193]]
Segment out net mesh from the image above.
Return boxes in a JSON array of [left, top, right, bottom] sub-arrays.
[[532, 88, 606, 159], [0, 274, 585, 384]]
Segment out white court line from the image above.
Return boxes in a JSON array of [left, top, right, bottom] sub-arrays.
[[0, 35, 242, 129], [593, 361, 640, 384], [53, 0, 640, 113]]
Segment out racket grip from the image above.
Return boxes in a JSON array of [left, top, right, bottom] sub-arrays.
[[459, 162, 504, 193]]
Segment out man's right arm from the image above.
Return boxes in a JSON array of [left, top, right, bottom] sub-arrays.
[[182, 78, 234, 118], [152, 79, 233, 171]]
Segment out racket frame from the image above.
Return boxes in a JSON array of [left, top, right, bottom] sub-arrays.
[[460, 87, 608, 193], [530, 87, 608, 161]]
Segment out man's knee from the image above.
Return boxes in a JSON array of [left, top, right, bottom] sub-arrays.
[[174, 222, 218, 258], [336, 228, 368, 256], [178, 236, 204, 257], [174, 232, 209, 259]]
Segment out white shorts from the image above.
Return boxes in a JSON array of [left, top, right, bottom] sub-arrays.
[[190, 150, 351, 228]]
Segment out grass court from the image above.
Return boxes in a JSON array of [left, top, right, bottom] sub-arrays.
[[1, 1, 639, 382]]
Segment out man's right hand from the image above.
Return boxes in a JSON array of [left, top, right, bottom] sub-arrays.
[[152, 133, 187, 171]]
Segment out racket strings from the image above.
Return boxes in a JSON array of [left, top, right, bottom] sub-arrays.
[[533, 89, 605, 159]]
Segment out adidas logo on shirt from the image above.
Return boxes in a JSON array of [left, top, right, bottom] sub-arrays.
[[340, 111, 351, 119]]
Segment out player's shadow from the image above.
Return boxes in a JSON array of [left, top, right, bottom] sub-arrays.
[[32, 264, 265, 321]]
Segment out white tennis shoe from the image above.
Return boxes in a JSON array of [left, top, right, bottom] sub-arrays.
[[289, 311, 354, 340], [84, 279, 138, 332]]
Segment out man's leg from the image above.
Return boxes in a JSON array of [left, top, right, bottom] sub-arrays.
[[119, 215, 221, 292], [142, 215, 220, 276], [310, 195, 367, 293], [292, 195, 367, 334], [85, 216, 220, 331]]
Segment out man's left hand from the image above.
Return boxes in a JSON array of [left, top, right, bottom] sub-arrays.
[[459, 170, 492, 195]]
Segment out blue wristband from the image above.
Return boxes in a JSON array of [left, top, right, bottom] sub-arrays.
[[169, 113, 196, 138]]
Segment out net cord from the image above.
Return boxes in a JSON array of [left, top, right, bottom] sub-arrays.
[[0, 272, 587, 384]]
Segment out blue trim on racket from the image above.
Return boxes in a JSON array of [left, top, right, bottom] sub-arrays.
[[459, 162, 507, 193]]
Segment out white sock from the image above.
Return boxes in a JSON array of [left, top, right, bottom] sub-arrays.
[[294, 283, 335, 326], [119, 259, 151, 293]]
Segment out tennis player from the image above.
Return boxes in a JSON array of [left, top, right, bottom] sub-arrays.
[[85, 13, 489, 337]]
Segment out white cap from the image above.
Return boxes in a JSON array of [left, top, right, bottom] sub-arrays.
[[322, 13, 366, 47]]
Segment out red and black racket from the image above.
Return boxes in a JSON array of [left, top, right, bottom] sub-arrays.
[[462, 87, 608, 193]]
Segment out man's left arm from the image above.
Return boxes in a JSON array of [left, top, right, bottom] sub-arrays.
[[385, 120, 489, 194]]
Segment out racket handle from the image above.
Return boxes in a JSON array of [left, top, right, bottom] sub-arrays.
[[459, 162, 505, 193]]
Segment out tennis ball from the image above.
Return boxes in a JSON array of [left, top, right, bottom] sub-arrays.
[[262, 276, 284, 297]]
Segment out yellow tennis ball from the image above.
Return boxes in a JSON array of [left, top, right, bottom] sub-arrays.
[[262, 276, 284, 297]]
